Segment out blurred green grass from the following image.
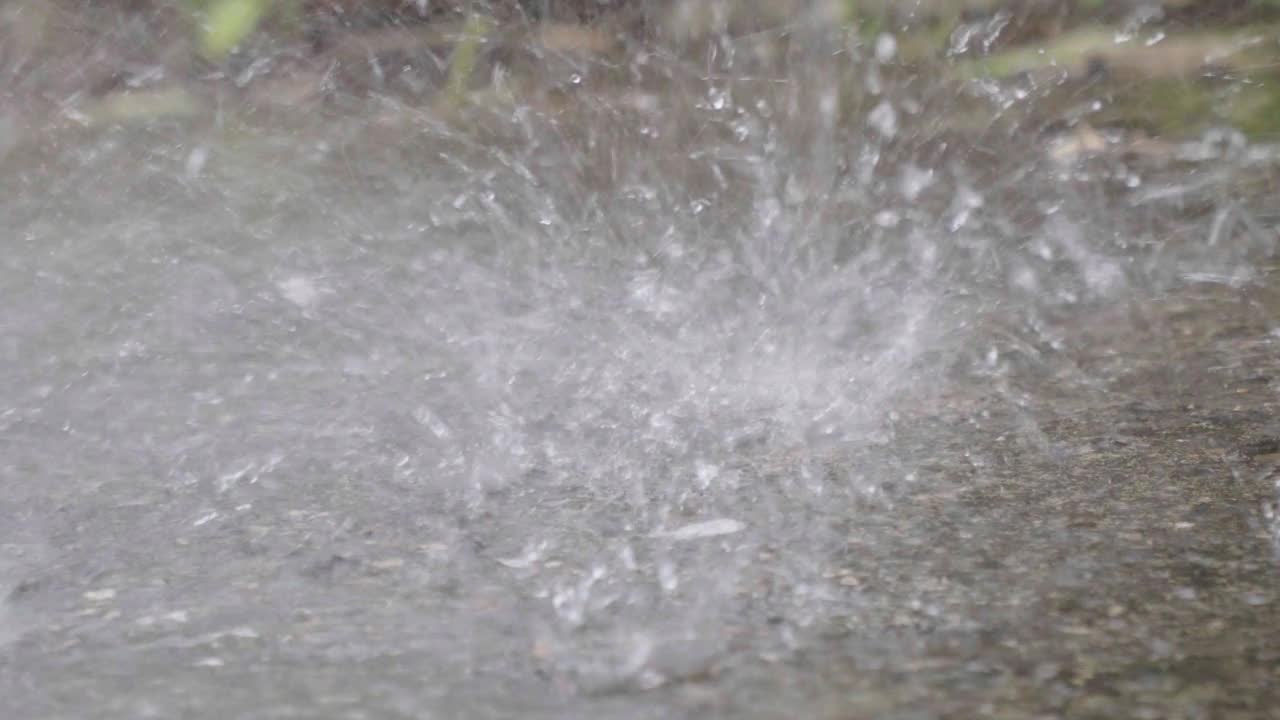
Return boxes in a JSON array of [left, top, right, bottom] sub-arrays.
[[182, 0, 274, 58]]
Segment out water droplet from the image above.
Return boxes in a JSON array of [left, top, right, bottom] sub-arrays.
[[276, 276, 320, 308], [873, 210, 900, 228], [874, 34, 897, 64], [185, 147, 208, 178], [653, 518, 744, 541], [867, 101, 897, 139], [898, 164, 934, 201], [658, 560, 679, 593]]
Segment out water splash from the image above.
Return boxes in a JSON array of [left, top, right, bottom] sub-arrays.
[[2, 11, 1275, 703]]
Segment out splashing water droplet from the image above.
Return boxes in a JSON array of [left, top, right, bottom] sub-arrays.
[[654, 518, 744, 541], [874, 34, 897, 64], [868, 101, 897, 139]]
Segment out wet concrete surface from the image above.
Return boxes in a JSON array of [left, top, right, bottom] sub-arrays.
[[793, 283, 1280, 719], [1, 122, 1278, 719]]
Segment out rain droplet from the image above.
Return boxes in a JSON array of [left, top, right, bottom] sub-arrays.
[[653, 518, 745, 541], [867, 101, 897, 139], [277, 276, 320, 308], [185, 147, 208, 178], [874, 34, 897, 64]]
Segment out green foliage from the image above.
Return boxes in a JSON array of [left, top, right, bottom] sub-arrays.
[[1102, 77, 1215, 136], [184, 0, 274, 59], [444, 13, 494, 108], [840, 0, 884, 40], [1227, 79, 1280, 138]]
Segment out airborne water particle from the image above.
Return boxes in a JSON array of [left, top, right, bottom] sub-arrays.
[[276, 276, 320, 307], [868, 101, 897, 139], [653, 518, 745, 541]]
